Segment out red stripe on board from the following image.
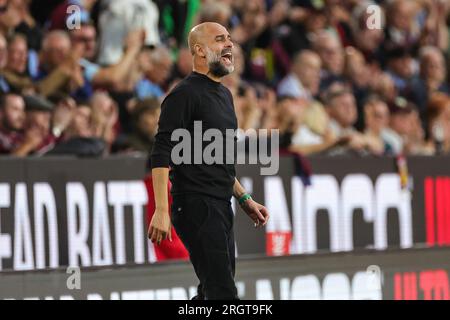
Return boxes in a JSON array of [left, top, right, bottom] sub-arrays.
[[394, 273, 402, 300], [436, 178, 446, 246], [404, 273, 417, 300], [424, 178, 435, 246], [445, 178, 450, 245], [410, 272, 418, 300]]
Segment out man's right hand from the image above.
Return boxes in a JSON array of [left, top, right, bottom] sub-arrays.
[[125, 29, 145, 52], [148, 208, 172, 245]]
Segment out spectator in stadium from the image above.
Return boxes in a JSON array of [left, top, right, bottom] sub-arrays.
[[325, 83, 358, 137], [231, 0, 267, 45], [385, 47, 416, 96], [61, 102, 92, 139], [10, 0, 44, 51], [277, 1, 327, 58], [6, 33, 28, 76], [406, 108, 433, 155], [0, 93, 25, 155], [384, 0, 422, 51], [278, 50, 321, 100], [38, 28, 145, 100], [384, 96, 432, 156], [427, 93, 450, 155], [312, 31, 345, 90], [115, 97, 160, 154], [233, 0, 290, 85], [323, 0, 355, 47], [69, 21, 97, 62], [2, 33, 75, 96], [20, 94, 57, 156], [418, 0, 449, 51], [409, 46, 449, 114], [0, 0, 446, 161], [69, 24, 146, 91], [2, 33, 35, 94], [344, 47, 372, 93], [362, 96, 392, 156], [325, 82, 383, 156], [46, 102, 106, 156], [198, 1, 232, 28], [96, 0, 160, 66], [385, 97, 412, 155], [36, 30, 86, 97], [343, 46, 373, 129], [278, 50, 330, 140], [0, 0, 21, 36], [234, 84, 261, 131], [371, 71, 398, 107], [278, 95, 340, 156], [136, 46, 173, 100], [90, 91, 118, 150], [349, 1, 385, 62], [257, 88, 278, 131]]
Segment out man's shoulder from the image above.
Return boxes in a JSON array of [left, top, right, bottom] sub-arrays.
[[167, 75, 202, 97], [221, 84, 233, 101], [162, 77, 201, 107]]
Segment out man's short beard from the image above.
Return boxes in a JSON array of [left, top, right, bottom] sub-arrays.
[[206, 50, 234, 78]]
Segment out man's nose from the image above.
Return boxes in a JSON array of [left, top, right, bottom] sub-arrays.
[[225, 38, 234, 48]]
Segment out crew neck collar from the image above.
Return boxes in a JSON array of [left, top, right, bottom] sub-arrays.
[[192, 71, 222, 85]]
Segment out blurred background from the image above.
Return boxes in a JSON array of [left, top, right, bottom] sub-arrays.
[[0, 0, 449, 300]]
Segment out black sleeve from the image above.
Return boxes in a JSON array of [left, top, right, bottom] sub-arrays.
[[150, 87, 196, 168]]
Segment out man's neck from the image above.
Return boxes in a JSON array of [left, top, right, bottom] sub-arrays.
[[193, 67, 221, 83]]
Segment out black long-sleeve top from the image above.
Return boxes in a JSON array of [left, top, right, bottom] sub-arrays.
[[151, 72, 238, 200]]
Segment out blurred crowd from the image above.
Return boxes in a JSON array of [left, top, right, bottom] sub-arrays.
[[0, 0, 449, 158]]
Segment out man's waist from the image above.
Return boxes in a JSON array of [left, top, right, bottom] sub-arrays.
[[171, 191, 232, 203]]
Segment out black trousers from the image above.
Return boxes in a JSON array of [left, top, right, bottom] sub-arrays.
[[171, 193, 238, 300]]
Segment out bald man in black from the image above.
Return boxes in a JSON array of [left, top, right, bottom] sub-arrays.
[[148, 22, 269, 300]]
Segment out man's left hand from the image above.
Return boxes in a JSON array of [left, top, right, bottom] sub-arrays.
[[241, 199, 269, 228]]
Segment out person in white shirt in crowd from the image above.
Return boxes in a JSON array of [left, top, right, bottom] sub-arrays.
[[277, 50, 330, 145], [97, 0, 160, 66], [277, 49, 321, 100], [278, 95, 345, 156]]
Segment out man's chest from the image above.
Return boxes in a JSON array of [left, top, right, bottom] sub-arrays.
[[194, 91, 237, 131]]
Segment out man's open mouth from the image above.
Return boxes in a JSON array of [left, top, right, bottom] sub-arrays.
[[221, 53, 233, 64]]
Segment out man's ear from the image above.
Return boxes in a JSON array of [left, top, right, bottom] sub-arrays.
[[195, 44, 206, 58]]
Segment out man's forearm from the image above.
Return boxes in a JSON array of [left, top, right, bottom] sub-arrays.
[[233, 178, 248, 199], [93, 47, 140, 87], [152, 167, 170, 213]]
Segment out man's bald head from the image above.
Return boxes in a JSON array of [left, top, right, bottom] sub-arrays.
[[188, 22, 230, 55], [188, 23, 206, 55], [187, 22, 235, 78], [292, 50, 322, 96], [293, 50, 321, 68]]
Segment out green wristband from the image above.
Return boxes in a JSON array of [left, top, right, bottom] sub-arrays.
[[238, 194, 252, 205]]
